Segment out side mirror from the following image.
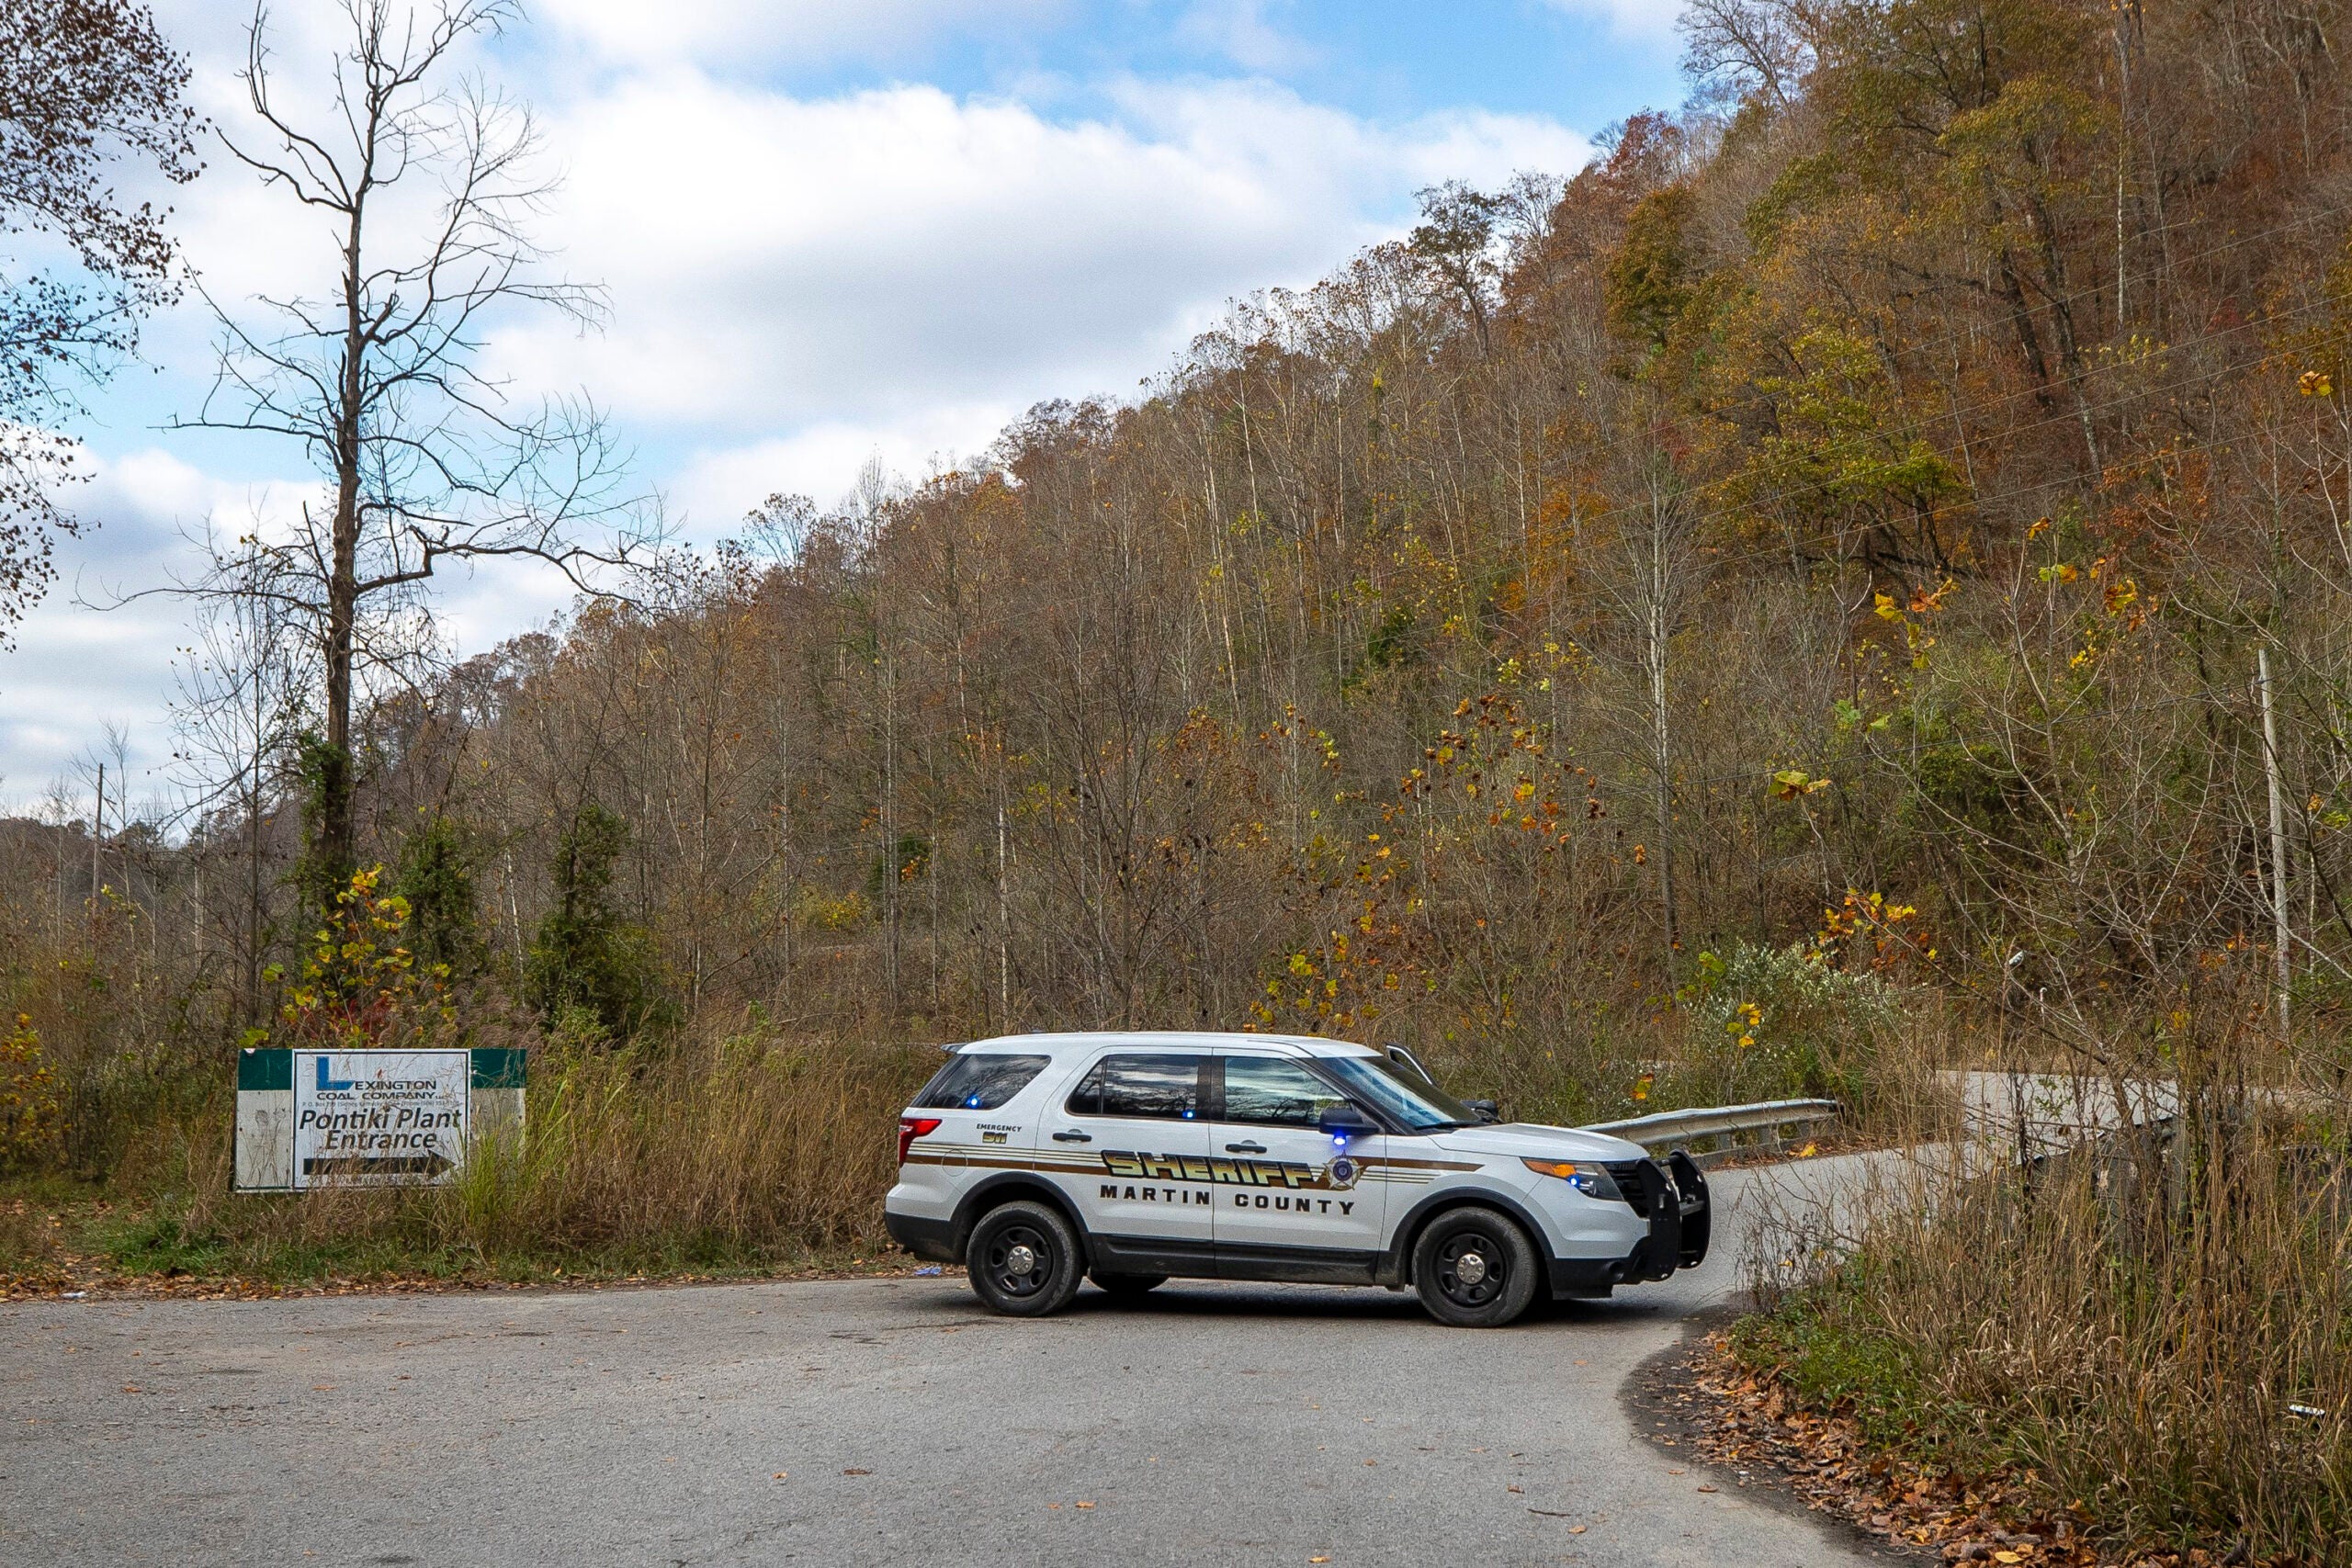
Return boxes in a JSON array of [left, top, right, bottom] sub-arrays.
[[1464, 1098, 1501, 1123], [1317, 1102, 1379, 1138]]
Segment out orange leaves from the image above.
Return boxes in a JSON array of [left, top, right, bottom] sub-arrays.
[[1907, 581, 1954, 615], [1815, 889, 1931, 973]]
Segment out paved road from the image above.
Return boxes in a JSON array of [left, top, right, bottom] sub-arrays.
[[2, 1158, 1891, 1568]]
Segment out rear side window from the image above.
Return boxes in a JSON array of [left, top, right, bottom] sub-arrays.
[[911, 1053, 1050, 1111], [1064, 1054, 1202, 1120]]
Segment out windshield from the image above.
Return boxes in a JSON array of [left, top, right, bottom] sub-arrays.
[[1317, 1054, 1478, 1133]]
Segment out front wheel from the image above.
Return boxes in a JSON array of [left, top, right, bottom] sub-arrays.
[[1411, 1208, 1539, 1327], [965, 1201, 1084, 1317]]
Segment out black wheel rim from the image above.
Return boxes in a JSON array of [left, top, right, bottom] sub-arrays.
[[1435, 1229, 1506, 1308], [984, 1224, 1053, 1297]]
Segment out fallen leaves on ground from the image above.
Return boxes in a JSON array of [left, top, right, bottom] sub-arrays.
[[1660, 1333, 2299, 1567]]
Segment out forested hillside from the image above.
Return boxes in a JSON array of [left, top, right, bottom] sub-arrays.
[[15, 0, 2352, 1105], [251, 0, 2352, 1026]]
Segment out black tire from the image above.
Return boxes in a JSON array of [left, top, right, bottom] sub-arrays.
[[965, 1201, 1084, 1317], [1088, 1271, 1168, 1301], [1410, 1207, 1540, 1327]]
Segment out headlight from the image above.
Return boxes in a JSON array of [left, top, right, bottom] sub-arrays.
[[1521, 1157, 1624, 1201]]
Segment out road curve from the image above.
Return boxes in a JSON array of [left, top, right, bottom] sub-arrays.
[[2, 1156, 1889, 1568]]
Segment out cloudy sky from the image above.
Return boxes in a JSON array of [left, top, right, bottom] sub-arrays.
[[4, 0, 1686, 814]]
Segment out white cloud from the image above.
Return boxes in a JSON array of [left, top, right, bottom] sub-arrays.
[[1540, 0, 1690, 41], [534, 0, 1067, 69], [0, 449, 322, 808], [1174, 0, 1317, 73], [496, 73, 1589, 526], [672, 400, 1019, 529]]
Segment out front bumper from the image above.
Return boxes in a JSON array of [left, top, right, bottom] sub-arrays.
[[1549, 1150, 1711, 1298]]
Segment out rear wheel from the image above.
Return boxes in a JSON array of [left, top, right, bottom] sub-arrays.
[[965, 1201, 1083, 1317], [1088, 1271, 1168, 1301], [1411, 1208, 1539, 1327]]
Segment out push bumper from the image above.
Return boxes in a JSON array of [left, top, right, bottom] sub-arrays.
[[1548, 1150, 1711, 1298]]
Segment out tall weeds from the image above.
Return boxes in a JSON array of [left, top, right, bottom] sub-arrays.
[[1744, 1020, 2351, 1561], [118, 1028, 936, 1280]]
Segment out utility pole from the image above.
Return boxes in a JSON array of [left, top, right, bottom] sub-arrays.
[[91, 761, 104, 907], [2258, 647, 2291, 1042]]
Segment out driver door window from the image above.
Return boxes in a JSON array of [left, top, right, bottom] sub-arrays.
[[1221, 1057, 1351, 1127]]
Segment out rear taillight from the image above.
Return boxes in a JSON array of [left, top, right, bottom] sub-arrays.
[[898, 1116, 942, 1163]]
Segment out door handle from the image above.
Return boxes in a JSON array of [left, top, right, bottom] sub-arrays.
[[1225, 1140, 1267, 1154], [1052, 1131, 1092, 1144]]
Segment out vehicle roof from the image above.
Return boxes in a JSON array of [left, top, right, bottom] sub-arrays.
[[950, 1030, 1380, 1060]]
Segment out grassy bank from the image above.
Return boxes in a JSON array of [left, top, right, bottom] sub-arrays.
[[1731, 1088, 2351, 1564], [3, 1029, 936, 1293]]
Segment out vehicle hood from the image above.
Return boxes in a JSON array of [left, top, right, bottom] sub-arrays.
[[1428, 1122, 1649, 1163]]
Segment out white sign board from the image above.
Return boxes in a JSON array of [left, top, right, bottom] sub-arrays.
[[292, 1049, 470, 1189]]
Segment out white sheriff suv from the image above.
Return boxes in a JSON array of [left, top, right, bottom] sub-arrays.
[[884, 1031, 1711, 1327]]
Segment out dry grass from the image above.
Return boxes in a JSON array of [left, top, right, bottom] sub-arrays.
[[60, 1028, 937, 1286], [1738, 1038, 2352, 1563]]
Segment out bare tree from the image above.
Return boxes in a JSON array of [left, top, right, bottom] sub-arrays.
[[172, 550, 311, 1025], [173, 0, 639, 901], [1593, 440, 1706, 976], [1677, 0, 1815, 110]]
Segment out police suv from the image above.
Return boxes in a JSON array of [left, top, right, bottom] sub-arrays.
[[884, 1032, 1711, 1327]]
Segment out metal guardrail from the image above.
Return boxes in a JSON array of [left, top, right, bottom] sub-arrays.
[[1583, 1098, 1841, 1164]]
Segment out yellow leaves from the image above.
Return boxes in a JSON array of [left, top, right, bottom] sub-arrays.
[[1872, 592, 1904, 623], [0, 1011, 64, 1156], [1514, 779, 1536, 802], [1631, 1071, 1654, 1103], [2036, 561, 2079, 584], [2101, 577, 2138, 615], [1288, 953, 1314, 977], [1772, 768, 1833, 800], [2026, 516, 2051, 540], [2301, 369, 2335, 398]]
